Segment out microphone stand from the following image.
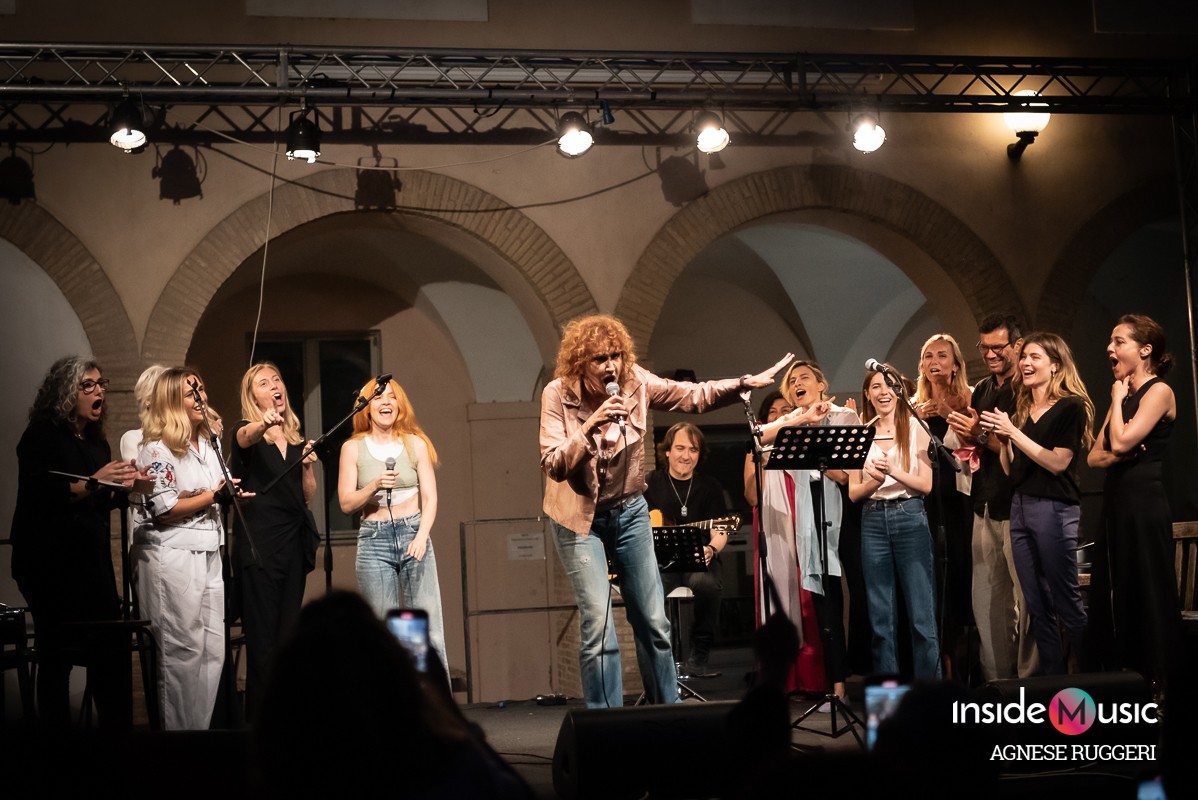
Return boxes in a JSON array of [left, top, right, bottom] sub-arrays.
[[260, 377, 386, 592], [189, 385, 254, 730], [740, 392, 784, 633], [886, 372, 960, 678]]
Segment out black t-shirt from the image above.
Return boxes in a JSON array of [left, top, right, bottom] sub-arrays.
[[1010, 395, 1086, 504], [969, 374, 1015, 519], [643, 470, 727, 528]]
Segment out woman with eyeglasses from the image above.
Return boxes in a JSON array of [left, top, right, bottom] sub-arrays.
[[337, 375, 448, 676], [913, 333, 975, 677], [131, 366, 237, 729], [981, 333, 1094, 675], [11, 356, 138, 729], [1086, 315, 1180, 693]]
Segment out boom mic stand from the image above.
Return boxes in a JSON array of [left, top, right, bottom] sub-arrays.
[[188, 380, 254, 728], [741, 391, 784, 622]]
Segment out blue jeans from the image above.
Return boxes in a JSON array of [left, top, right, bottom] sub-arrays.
[[1009, 494, 1085, 675], [551, 494, 678, 708], [356, 514, 448, 674], [860, 498, 942, 680]]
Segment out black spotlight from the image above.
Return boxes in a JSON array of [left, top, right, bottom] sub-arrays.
[[109, 98, 147, 152], [286, 107, 322, 163]]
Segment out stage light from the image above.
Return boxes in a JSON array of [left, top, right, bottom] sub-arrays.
[[599, 100, 615, 126], [109, 98, 147, 152], [694, 111, 729, 154], [557, 111, 594, 158], [0, 149, 35, 204], [286, 106, 322, 163], [1004, 90, 1051, 160], [851, 113, 886, 153]]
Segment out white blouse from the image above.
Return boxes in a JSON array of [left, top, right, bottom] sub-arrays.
[[132, 437, 225, 550], [868, 425, 924, 501]]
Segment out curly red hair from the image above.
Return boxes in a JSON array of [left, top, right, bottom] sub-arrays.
[[553, 315, 639, 382]]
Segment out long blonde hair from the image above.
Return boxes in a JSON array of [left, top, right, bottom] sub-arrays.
[[351, 377, 439, 466], [1011, 332, 1095, 450], [914, 333, 970, 406], [860, 365, 914, 472], [240, 362, 304, 446], [142, 367, 214, 456]]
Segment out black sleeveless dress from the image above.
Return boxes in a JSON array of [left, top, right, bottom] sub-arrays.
[[1089, 377, 1180, 684]]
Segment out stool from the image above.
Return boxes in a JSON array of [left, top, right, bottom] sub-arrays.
[[635, 585, 706, 704], [1, 605, 36, 728]]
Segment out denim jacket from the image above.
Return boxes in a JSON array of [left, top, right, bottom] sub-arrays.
[[539, 364, 741, 535]]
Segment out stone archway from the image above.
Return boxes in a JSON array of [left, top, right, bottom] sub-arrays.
[[0, 202, 141, 434], [1035, 175, 1177, 333], [615, 164, 1027, 350], [142, 168, 597, 366]]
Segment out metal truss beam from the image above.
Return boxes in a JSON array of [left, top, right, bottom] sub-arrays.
[[0, 44, 1195, 144]]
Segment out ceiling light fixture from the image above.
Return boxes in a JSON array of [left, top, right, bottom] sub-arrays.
[[556, 111, 594, 158], [694, 111, 730, 154], [286, 105, 322, 163], [109, 97, 147, 152], [851, 113, 886, 153]]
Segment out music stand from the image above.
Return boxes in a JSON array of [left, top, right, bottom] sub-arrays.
[[766, 425, 874, 748], [635, 526, 709, 703]]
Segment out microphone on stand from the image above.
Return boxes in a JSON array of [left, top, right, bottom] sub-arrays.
[[372, 374, 393, 395], [865, 358, 903, 392], [384, 456, 396, 507], [604, 378, 625, 432]]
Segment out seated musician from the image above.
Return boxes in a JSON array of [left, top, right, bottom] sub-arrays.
[[643, 422, 729, 677]]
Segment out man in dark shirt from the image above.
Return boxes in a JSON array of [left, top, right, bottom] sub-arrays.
[[643, 422, 728, 677], [948, 314, 1038, 680]]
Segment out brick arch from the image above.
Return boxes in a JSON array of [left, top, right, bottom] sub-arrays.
[[0, 202, 141, 433], [143, 168, 596, 365], [1035, 175, 1176, 333], [615, 163, 1027, 350]]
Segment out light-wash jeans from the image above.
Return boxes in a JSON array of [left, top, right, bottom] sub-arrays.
[[551, 493, 678, 708], [356, 513, 448, 675]]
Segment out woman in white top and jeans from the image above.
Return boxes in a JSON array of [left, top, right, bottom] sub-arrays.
[[849, 364, 941, 680], [132, 367, 235, 730], [337, 376, 446, 674]]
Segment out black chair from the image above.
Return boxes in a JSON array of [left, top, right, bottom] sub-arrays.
[[0, 604, 36, 729]]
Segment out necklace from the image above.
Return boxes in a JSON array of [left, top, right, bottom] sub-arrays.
[[668, 474, 693, 518]]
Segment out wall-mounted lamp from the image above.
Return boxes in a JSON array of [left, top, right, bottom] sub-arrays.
[[286, 105, 322, 163], [1004, 90, 1051, 160], [851, 113, 886, 153], [694, 111, 729, 154], [109, 97, 147, 152], [557, 111, 594, 158]]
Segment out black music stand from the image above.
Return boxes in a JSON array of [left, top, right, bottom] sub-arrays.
[[766, 425, 874, 748], [634, 526, 709, 704]]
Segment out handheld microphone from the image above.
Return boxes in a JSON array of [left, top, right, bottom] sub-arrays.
[[604, 379, 625, 432], [384, 456, 396, 507]]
